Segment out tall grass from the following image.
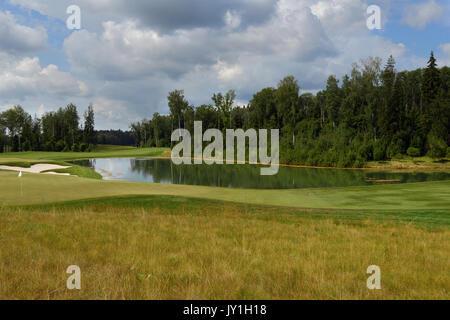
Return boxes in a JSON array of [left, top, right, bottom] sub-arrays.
[[0, 198, 448, 300]]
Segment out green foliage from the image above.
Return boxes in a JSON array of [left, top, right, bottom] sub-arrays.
[[22, 140, 31, 152], [373, 139, 387, 161], [427, 135, 447, 158], [80, 143, 88, 152], [407, 147, 421, 157]]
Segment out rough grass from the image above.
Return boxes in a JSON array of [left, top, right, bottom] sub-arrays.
[[0, 196, 448, 300], [0, 145, 168, 162], [367, 156, 450, 170]]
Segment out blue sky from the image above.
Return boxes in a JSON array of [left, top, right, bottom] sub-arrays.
[[0, 0, 449, 129]]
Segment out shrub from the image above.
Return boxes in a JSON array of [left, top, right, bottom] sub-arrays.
[[407, 147, 421, 157], [22, 140, 31, 151], [62, 143, 70, 152], [447, 147, 450, 159], [373, 139, 387, 161], [79, 143, 88, 152], [71, 143, 80, 152], [386, 141, 402, 159], [55, 140, 65, 152], [427, 135, 447, 159], [357, 143, 373, 161], [353, 157, 366, 168]]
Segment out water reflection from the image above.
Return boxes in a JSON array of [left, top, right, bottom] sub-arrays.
[[72, 158, 450, 189]]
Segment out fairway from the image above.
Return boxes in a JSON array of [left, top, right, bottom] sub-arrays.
[[1, 169, 450, 211]]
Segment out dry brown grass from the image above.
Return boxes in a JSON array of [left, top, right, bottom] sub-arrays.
[[0, 202, 448, 300]]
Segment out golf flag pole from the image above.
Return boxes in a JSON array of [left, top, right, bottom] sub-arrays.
[[18, 171, 23, 197]]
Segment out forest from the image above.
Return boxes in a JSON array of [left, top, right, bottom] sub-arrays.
[[1, 53, 449, 167], [0, 104, 95, 152], [130, 52, 450, 167]]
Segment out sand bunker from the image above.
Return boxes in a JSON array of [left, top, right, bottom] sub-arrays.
[[0, 164, 72, 176]]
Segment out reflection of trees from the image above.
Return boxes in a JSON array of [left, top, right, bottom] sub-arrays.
[[127, 159, 450, 189], [71, 159, 450, 189]]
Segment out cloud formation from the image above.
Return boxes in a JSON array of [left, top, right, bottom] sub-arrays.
[[1, 0, 427, 129], [0, 10, 47, 54], [402, 0, 444, 29], [0, 53, 88, 100]]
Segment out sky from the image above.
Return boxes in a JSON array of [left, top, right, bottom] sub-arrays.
[[0, 0, 449, 130]]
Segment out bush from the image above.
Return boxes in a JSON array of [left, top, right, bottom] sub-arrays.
[[22, 140, 31, 151], [71, 143, 80, 152], [353, 157, 366, 168], [407, 147, 421, 157], [373, 139, 387, 161], [357, 143, 373, 161], [62, 143, 70, 152], [386, 141, 402, 159], [447, 147, 450, 159], [55, 140, 65, 152], [79, 143, 88, 152], [427, 135, 447, 159]]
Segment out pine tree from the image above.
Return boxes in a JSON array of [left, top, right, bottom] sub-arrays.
[[421, 52, 444, 141], [379, 56, 396, 139], [422, 52, 440, 106]]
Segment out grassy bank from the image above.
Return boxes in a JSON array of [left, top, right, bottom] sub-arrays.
[[0, 196, 448, 300], [367, 156, 450, 170]]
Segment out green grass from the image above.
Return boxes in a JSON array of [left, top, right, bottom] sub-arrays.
[[1, 170, 449, 211], [0, 147, 449, 299], [11, 195, 449, 229], [0, 145, 167, 180], [42, 166, 103, 180], [0, 145, 168, 162], [0, 160, 101, 180], [1, 196, 449, 300]]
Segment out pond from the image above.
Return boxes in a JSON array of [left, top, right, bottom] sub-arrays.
[[71, 158, 450, 189]]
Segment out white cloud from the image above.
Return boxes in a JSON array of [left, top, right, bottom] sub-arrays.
[[0, 10, 47, 54], [3, 0, 414, 129], [402, 0, 444, 29], [9, 0, 277, 32], [438, 43, 450, 66], [0, 53, 89, 100], [224, 10, 241, 30]]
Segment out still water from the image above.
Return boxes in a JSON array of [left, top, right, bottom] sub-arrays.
[[71, 158, 450, 189]]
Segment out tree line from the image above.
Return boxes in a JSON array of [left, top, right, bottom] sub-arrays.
[[0, 104, 95, 152], [130, 52, 450, 167]]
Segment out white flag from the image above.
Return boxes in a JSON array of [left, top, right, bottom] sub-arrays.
[[18, 171, 22, 178]]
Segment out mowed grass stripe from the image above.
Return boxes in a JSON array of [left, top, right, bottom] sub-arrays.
[[1, 170, 450, 211]]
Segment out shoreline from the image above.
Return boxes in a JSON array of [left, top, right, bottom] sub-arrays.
[[146, 155, 450, 172]]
